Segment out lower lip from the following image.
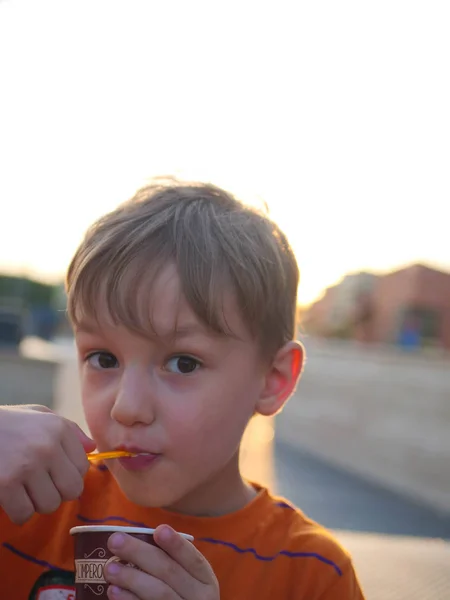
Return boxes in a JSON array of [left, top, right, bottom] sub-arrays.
[[118, 454, 160, 471]]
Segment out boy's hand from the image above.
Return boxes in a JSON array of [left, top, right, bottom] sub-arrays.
[[105, 525, 219, 600], [0, 404, 96, 524]]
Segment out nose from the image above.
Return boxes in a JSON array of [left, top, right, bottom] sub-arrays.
[[110, 365, 156, 427]]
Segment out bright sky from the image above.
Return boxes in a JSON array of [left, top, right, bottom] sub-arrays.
[[0, 0, 449, 304]]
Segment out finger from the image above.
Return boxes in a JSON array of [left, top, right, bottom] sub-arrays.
[[49, 450, 84, 501], [105, 564, 178, 600], [25, 470, 62, 514], [61, 426, 92, 477], [107, 533, 195, 597], [24, 404, 54, 414], [0, 485, 35, 524], [154, 526, 214, 584], [65, 418, 96, 453], [107, 586, 139, 600]]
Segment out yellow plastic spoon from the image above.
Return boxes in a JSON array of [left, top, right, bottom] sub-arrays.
[[87, 450, 138, 463]]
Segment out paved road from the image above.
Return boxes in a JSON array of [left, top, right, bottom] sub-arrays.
[[273, 439, 450, 539]]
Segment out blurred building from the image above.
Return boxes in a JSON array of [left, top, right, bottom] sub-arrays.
[[303, 285, 338, 336], [304, 272, 377, 337], [304, 264, 450, 350], [371, 264, 450, 349], [330, 272, 378, 333]]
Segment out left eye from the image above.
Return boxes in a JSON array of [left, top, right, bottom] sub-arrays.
[[165, 356, 201, 375], [86, 352, 119, 370]]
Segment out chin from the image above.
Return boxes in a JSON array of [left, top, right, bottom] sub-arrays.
[[123, 487, 172, 508], [111, 473, 186, 509]]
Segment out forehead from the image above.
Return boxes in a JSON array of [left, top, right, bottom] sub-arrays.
[[140, 264, 213, 338], [75, 262, 250, 343]]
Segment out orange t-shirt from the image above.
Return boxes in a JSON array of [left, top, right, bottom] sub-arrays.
[[0, 465, 365, 599]]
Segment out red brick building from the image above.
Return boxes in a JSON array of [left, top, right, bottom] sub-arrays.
[[370, 264, 450, 349], [305, 264, 450, 349]]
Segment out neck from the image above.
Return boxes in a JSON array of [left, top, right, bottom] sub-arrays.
[[163, 451, 257, 517]]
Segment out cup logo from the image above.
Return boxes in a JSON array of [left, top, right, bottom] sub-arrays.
[[75, 548, 137, 595], [75, 547, 107, 584]]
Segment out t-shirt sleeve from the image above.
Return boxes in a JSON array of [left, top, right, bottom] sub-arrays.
[[317, 560, 366, 600]]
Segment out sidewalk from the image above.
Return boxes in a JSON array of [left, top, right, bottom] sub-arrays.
[[335, 531, 450, 600]]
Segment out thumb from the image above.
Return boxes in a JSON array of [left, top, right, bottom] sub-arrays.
[[68, 421, 97, 452]]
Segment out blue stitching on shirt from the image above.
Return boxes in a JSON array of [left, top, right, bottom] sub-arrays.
[[275, 501, 295, 509], [95, 464, 108, 471], [77, 513, 150, 528], [2, 542, 63, 571], [198, 537, 343, 575]]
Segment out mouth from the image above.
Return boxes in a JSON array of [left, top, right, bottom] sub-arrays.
[[113, 445, 161, 472]]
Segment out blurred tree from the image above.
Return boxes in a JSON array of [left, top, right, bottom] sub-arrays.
[[0, 274, 64, 340]]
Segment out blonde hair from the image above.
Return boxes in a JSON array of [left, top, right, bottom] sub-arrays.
[[66, 179, 299, 357]]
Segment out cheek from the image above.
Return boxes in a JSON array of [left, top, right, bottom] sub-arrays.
[[80, 373, 115, 440], [170, 371, 260, 452], [81, 397, 107, 444]]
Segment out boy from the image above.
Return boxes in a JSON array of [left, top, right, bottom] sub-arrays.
[[0, 179, 365, 599]]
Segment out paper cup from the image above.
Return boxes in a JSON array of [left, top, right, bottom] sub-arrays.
[[70, 525, 193, 599]]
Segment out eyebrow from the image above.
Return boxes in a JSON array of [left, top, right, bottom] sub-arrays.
[[74, 322, 102, 335], [170, 324, 211, 338], [75, 321, 215, 340]]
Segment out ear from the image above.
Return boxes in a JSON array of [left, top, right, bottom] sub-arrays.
[[255, 341, 304, 417]]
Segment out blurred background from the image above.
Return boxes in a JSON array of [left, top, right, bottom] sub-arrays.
[[1, 0, 449, 597]]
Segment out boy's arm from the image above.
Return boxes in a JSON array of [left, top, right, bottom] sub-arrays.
[[318, 560, 366, 600]]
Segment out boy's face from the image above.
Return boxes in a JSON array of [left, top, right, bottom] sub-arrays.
[[74, 264, 269, 513]]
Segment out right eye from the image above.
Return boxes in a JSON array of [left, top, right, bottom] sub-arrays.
[[86, 352, 119, 370]]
